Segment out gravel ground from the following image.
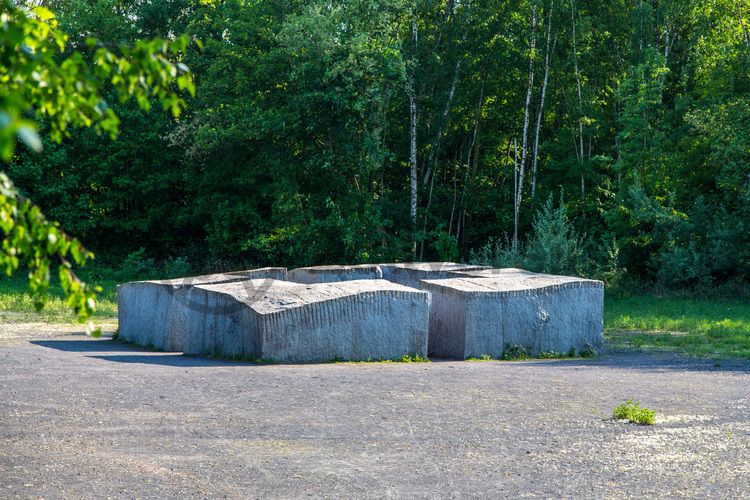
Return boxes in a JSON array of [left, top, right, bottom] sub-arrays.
[[1, 326, 749, 499]]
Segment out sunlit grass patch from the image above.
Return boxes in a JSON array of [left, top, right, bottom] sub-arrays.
[[605, 295, 750, 359], [0, 275, 118, 323]]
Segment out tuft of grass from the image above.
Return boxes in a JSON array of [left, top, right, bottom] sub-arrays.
[[468, 344, 598, 362], [397, 354, 430, 363], [606, 294, 750, 359], [467, 354, 495, 362], [502, 344, 531, 360], [337, 354, 430, 364], [612, 399, 656, 425]]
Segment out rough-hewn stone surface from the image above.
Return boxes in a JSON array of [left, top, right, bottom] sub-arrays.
[[224, 268, 288, 280], [288, 264, 382, 284], [182, 279, 430, 363], [118, 268, 287, 351], [379, 262, 490, 289], [422, 270, 604, 359]]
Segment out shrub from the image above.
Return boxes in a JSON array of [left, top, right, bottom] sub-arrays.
[[469, 235, 523, 268], [162, 256, 192, 278], [433, 230, 459, 262], [502, 344, 531, 360], [118, 247, 156, 281], [580, 343, 597, 358], [593, 238, 627, 289], [523, 193, 585, 275]]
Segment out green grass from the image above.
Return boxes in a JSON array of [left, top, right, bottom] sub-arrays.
[[0, 275, 118, 323], [606, 294, 750, 359], [612, 399, 656, 425]]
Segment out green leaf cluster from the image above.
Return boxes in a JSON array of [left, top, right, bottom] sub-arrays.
[[1, 1, 195, 325]]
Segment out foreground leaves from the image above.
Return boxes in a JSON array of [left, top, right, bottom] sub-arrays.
[[0, 1, 195, 328]]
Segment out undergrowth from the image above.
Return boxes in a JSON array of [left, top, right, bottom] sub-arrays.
[[467, 343, 598, 361]]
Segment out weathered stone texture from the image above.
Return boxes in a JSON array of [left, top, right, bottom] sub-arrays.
[[117, 268, 287, 351], [379, 262, 490, 289], [421, 270, 604, 359], [288, 264, 383, 284], [181, 279, 430, 363]]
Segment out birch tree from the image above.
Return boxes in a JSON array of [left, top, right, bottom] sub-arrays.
[[531, 0, 556, 202], [513, 5, 537, 251], [408, 4, 419, 257], [570, 0, 586, 215]]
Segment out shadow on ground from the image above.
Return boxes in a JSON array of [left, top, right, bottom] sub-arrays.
[[516, 353, 750, 373], [31, 339, 250, 367], [30, 337, 750, 372]]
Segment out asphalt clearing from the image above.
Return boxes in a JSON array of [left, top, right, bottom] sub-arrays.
[[1, 331, 749, 498]]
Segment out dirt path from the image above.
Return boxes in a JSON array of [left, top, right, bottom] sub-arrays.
[[1, 329, 749, 498]]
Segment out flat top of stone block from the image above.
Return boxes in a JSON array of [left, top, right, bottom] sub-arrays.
[[380, 262, 489, 272], [224, 267, 287, 276], [122, 267, 286, 288], [421, 270, 603, 294], [196, 279, 428, 314], [290, 264, 381, 273], [129, 272, 252, 288]]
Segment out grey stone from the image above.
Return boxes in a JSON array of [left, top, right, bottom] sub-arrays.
[[223, 268, 288, 280], [288, 264, 383, 284], [181, 279, 430, 363], [379, 262, 490, 289], [117, 268, 287, 351], [421, 270, 604, 359]]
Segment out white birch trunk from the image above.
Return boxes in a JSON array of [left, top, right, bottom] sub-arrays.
[[513, 138, 520, 251], [409, 10, 418, 257], [513, 6, 537, 251], [570, 0, 585, 215], [531, 0, 555, 201]]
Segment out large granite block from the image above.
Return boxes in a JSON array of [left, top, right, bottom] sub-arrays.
[[182, 279, 430, 363], [421, 270, 604, 359], [117, 267, 286, 351], [379, 262, 490, 289], [288, 264, 383, 284]]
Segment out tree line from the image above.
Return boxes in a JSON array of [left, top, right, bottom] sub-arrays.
[[8, 0, 750, 290]]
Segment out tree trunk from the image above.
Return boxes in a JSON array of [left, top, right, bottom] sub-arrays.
[[409, 9, 418, 258], [513, 5, 537, 251], [570, 0, 585, 216], [512, 138, 519, 251], [531, 1, 556, 202]]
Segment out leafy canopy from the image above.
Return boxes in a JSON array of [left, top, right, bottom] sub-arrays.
[[0, 1, 195, 332]]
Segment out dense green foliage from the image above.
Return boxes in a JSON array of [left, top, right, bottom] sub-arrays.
[[6, 0, 750, 291], [0, 1, 194, 325]]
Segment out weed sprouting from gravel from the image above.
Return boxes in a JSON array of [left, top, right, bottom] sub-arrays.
[[467, 344, 599, 362], [613, 399, 656, 425], [397, 354, 429, 363]]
